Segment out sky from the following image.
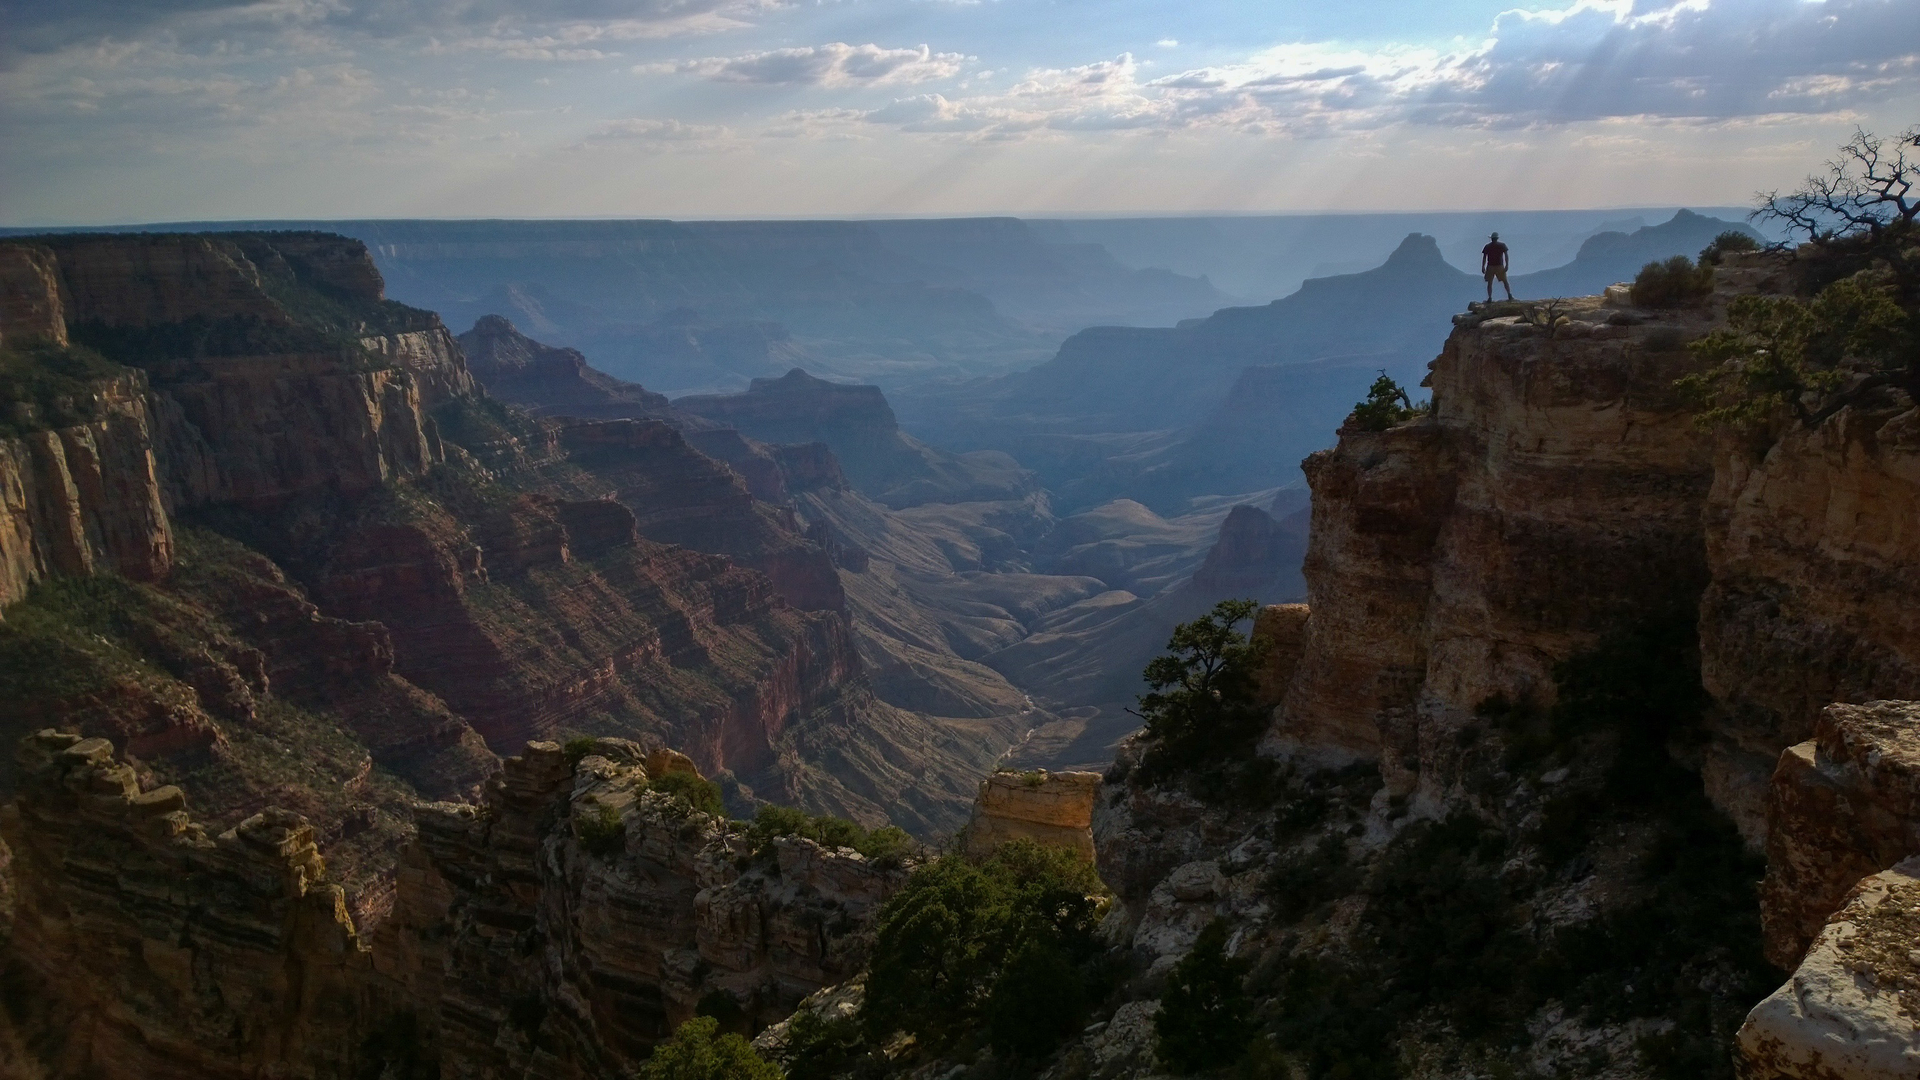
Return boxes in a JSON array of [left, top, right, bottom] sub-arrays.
[[2, 0, 1917, 224]]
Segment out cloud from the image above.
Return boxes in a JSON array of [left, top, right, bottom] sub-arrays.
[[831, 0, 1920, 143], [586, 117, 730, 140], [0, 0, 775, 62], [667, 42, 968, 86]]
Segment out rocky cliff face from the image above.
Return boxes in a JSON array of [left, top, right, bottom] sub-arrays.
[[1700, 378, 1920, 841], [1, 730, 372, 1080], [676, 368, 1036, 509], [1270, 289, 1718, 800], [1, 231, 1015, 866], [457, 314, 670, 419], [1065, 252, 1920, 1079], [1759, 701, 1920, 969], [961, 769, 1100, 860], [0, 371, 174, 611], [1, 731, 905, 1079]]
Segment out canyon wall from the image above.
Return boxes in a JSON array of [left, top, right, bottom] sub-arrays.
[[1, 731, 903, 1079], [1268, 289, 1720, 806], [1, 231, 1007, 855]]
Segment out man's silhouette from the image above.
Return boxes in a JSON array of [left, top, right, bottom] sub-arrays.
[[1481, 232, 1513, 302]]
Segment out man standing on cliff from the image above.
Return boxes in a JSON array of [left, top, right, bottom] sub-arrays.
[[1482, 232, 1514, 302]]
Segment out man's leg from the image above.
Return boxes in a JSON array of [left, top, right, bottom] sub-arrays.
[[1503, 270, 1514, 300]]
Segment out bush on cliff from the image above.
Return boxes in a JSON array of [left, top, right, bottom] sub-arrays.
[[0, 340, 130, 438], [861, 839, 1110, 1061], [1630, 255, 1715, 308], [1679, 271, 1912, 430], [1133, 599, 1272, 781], [746, 805, 916, 866], [1349, 374, 1429, 432], [1155, 919, 1256, 1072], [651, 770, 727, 818], [637, 1016, 781, 1080], [1254, 619, 1769, 1080], [1698, 230, 1760, 265]]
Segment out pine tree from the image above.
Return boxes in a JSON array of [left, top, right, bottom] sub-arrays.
[[1155, 919, 1255, 1073]]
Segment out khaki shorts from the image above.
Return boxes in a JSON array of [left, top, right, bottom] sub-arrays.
[[1484, 265, 1509, 283]]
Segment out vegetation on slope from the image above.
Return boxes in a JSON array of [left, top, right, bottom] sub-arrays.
[[0, 340, 131, 438], [1244, 619, 1772, 1080], [862, 839, 1111, 1061], [1349, 374, 1431, 432], [1681, 125, 1920, 431], [1132, 598, 1272, 783]]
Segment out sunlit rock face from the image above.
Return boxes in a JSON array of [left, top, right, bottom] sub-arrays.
[[1700, 397, 1920, 846], [1760, 701, 1920, 970], [1739, 856, 1920, 1080], [961, 769, 1100, 861]]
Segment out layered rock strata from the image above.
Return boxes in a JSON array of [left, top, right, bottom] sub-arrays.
[[2, 231, 999, 838], [0, 373, 174, 609], [961, 769, 1100, 860], [1268, 289, 1720, 801], [1701, 385, 1920, 841], [375, 738, 907, 1075], [0, 730, 372, 1080], [1760, 701, 1920, 969], [1, 732, 906, 1079]]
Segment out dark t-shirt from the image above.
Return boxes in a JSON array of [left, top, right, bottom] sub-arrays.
[[1482, 241, 1509, 267]]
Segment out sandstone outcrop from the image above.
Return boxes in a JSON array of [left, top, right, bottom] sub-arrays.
[[1760, 701, 1920, 969], [0, 243, 66, 346], [1250, 603, 1310, 708], [1, 732, 908, 1078], [0, 373, 174, 610], [1701, 387, 1920, 842], [962, 768, 1100, 860], [0, 730, 372, 1080], [1738, 856, 1920, 1080], [1266, 288, 1718, 794]]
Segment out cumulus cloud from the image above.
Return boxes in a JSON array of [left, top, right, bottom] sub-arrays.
[[668, 42, 968, 86], [828, 0, 1920, 143]]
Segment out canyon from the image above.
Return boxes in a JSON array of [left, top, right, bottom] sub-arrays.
[[5, 220, 1918, 1079]]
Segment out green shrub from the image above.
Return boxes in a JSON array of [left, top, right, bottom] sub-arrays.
[[1678, 272, 1911, 430], [575, 802, 627, 859], [861, 839, 1109, 1059], [1698, 230, 1760, 265], [1135, 599, 1271, 778], [1350, 374, 1430, 432], [781, 1007, 871, 1080], [638, 1016, 781, 1080], [651, 770, 726, 818], [561, 737, 598, 766], [745, 805, 917, 867], [1156, 919, 1256, 1073], [1630, 255, 1715, 308]]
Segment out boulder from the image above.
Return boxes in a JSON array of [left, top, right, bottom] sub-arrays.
[[1738, 856, 1920, 1079]]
